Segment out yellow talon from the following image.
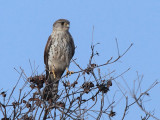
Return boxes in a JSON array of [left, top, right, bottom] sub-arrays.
[[66, 68, 74, 77], [50, 69, 56, 78]]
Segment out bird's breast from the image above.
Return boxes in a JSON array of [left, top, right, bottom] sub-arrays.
[[48, 32, 72, 71]]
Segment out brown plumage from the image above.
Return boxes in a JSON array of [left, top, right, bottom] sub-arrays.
[[43, 19, 75, 101]]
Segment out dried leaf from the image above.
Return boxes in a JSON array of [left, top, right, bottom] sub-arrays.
[[91, 64, 97, 67], [26, 103, 31, 108], [109, 110, 116, 117], [92, 97, 95, 101], [71, 81, 78, 87], [107, 80, 112, 88], [23, 100, 27, 103], [29, 98, 39, 101], [1, 91, 6, 97]]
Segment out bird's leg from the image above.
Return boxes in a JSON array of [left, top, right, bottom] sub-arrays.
[[66, 67, 74, 77], [50, 69, 56, 79]]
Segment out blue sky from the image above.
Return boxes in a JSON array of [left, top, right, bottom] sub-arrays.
[[0, 0, 160, 119]]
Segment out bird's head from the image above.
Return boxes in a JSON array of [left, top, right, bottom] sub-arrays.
[[53, 19, 70, 31]]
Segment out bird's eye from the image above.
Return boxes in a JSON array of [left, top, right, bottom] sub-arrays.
[[61, 22, 64, 25]]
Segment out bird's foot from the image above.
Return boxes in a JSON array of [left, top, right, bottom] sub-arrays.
[[66, 68, 74, 77], [50, 70, 56, 78]]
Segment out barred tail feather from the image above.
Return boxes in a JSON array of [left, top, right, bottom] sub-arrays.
[[43, 74, 60, 102]]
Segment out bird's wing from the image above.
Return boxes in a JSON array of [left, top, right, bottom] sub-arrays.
[[69, 34, 75, 57], [44, 35, 52, 79]]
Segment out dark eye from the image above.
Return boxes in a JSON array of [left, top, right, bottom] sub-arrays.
[[61, 22, 64, 25]]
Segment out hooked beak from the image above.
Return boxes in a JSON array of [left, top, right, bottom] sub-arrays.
[[66, 23, 70, 28]]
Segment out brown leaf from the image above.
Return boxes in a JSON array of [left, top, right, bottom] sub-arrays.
[[26, 103, 31, 108], [107, 80, 112, 88], [109, 110, 116, 117], [92, 97, 95, 101], [57, 102, 65, 108], [30, 84, 35, 89], [71, 81, 78, 87], [12, 102, 19, 106], [23, 100, 27, 103], [97, 84, 109, 93], [91, 64, 97, 67], [63, 81, 70, 87], [36, 101, 42, 108], [1, 91, 6, 97], [84, 88, 90, 93], [29, 98, 39, 101]]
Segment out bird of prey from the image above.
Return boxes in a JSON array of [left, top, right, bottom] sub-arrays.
[[43, 19, 75, 101]]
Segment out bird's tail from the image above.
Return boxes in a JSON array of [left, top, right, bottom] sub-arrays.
[[43, 74, 60, 102]]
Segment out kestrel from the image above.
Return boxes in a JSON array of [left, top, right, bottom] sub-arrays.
[[43, 19, 75, 101]]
